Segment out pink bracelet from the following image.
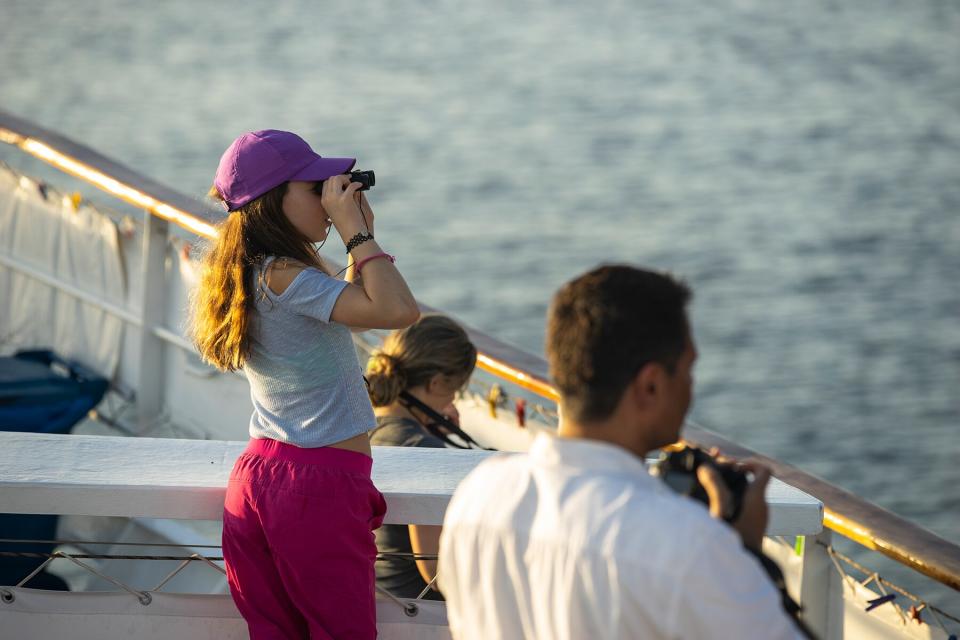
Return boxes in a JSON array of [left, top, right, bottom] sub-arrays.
[[355, 252, 396, 274]]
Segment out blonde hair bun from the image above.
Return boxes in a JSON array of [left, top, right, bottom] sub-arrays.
[[365, 351, 407, 407], [364, 314, 478, 408]]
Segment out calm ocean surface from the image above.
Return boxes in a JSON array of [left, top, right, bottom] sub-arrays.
[[3, 0, 959, 604]]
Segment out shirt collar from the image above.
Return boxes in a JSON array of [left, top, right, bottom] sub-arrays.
[[529, 431, 658, 485]]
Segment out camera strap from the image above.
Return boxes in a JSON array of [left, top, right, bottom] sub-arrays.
[[397, 390, 494, 451], [743, 546, 816, 638]]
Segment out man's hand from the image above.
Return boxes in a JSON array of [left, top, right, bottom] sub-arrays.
[[697, 458, 771, 551]]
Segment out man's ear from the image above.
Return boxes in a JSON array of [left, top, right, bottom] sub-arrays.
[[630, 362, 662, 408]]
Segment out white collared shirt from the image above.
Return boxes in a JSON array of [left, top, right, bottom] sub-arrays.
[[439, 432, 803, 640]]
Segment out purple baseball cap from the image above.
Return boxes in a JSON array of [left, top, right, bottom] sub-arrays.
[[213, 130, 356, 211]]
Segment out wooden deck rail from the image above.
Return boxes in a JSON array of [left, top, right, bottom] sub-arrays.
[[1, 107, 957, 591]]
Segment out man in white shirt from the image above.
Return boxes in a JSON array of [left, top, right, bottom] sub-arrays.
[[439, 265, 807, 639]]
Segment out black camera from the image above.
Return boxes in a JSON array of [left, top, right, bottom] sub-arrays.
[[649, 446, 749, 522], [313, 170, 375, 194]]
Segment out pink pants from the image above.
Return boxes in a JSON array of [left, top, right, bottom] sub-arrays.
[[223, 438, 387, 639]]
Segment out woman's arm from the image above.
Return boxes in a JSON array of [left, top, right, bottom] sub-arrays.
[[408, 524, 442, 588], [342, 253, 371, 333], [343, 196, 367, 285], [324, 176, 419, 329]]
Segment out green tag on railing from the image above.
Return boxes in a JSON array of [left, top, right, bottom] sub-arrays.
[[795, 536, 805, 556]]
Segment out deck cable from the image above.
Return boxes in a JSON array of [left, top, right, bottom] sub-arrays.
[[816, 539, 960, 631]]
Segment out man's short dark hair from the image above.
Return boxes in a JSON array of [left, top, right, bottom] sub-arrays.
[[546, 264, 692, 424]]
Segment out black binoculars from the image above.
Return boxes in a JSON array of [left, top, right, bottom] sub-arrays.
[[347, 170, 375, 191], [314, 170, 375, 194]]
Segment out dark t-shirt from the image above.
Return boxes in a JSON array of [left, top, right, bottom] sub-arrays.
[[370, 415, 446, 600]]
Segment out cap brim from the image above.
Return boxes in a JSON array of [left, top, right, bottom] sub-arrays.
[[290, 156, 357, 182]]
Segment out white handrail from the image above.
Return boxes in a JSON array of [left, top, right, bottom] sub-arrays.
[[0, 432, 823, 533]]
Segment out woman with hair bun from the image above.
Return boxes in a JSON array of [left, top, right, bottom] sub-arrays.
[[365, 314, 477, 599]]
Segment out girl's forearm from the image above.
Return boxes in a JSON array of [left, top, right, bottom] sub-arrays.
[[350, 240, 418, 319]]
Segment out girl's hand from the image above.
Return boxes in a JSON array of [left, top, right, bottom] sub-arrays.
[[321, 175, 366, 233]]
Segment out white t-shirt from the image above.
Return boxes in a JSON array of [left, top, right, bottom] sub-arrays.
[[439, 432, 803, 640]]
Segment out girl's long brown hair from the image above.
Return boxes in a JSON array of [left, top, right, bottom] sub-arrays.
[[190, 182, 327, 371]]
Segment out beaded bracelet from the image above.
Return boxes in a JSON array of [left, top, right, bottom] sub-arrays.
[[345, 231, 374, 253]]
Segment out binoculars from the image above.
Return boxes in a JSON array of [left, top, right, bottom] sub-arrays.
[[313, 170, 376, 194]]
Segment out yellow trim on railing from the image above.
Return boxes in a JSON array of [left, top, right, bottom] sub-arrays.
[[7, 133, 217, 239], [476, 354, 560, 401], [824, 510, 960, 591]]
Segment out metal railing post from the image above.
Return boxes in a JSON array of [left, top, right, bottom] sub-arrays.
[[137, 211, 168, 429], [799, 530, 842, 640]]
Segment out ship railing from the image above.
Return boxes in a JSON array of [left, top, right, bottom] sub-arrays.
[[0, 430, 819, 600], [0, 431, 497, 623], [2, 108, 959, 638], [0, 438, 455, 639], [0, 539, 439, 613]]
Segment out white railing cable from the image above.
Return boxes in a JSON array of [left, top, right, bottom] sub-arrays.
[[1, 541, 437, 563], [55, 552, 152, 605], [374, 585, 419, 617], [0, 537, 220, 549], [0, 550, 223, 561], [150, 553, 227, 593], [416, 574, 441, 601], [820, 540, 960, 633], [0, 251, 201, 356], [2, 539, 439, 617], [0, 253, 141, 327], [11, 555, 58, 589]]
